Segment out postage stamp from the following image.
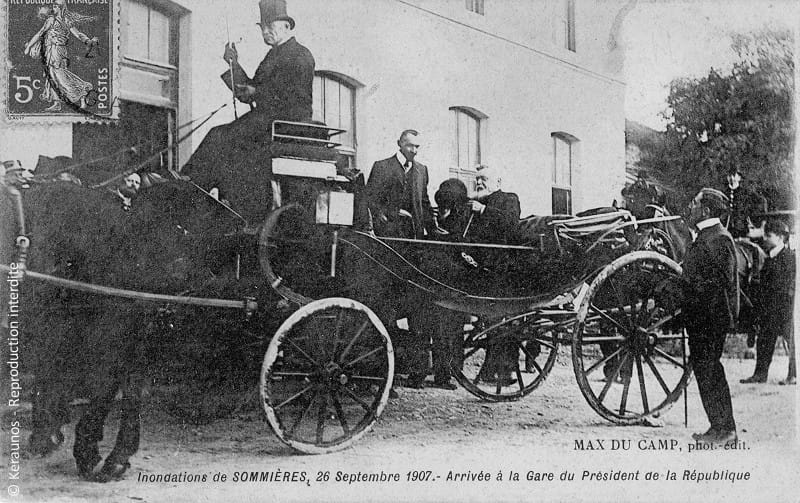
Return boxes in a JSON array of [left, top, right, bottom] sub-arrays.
[[5, 0, 116, 121]]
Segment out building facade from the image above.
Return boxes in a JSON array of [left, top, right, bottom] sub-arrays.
[[2, 0, 628, 216]]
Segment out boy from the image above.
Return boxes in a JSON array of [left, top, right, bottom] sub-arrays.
[[741, 218, 796, 384]]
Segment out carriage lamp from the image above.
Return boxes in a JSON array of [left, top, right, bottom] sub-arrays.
[[316, 190, 354, 226]]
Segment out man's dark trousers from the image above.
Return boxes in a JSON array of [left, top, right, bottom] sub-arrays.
[[688, 327, 736, 432]]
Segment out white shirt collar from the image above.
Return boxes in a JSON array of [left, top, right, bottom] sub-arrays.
[[769, 242, 785, 258], [696, 217, 721, 230], [396, 152, 412, 172]]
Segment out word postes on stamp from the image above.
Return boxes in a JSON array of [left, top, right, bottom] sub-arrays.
[[6, 0, 114, 120]]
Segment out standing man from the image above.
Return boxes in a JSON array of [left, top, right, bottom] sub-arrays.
[[365, 129, 435, 239], [681, 188, 739, 445], [723, 167, 767, 239], [364, 130, 437, 389], [183, 0, 315, 223], [741, 218, 796, 384]]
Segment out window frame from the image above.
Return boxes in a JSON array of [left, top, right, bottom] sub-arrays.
[[122, 0, 180, 69], [312, 71, 360, 169], [465, 0, 485, 16], [450, 106, 488, 191], [555, 0, 576, 52], [551, 132, 579, 215]]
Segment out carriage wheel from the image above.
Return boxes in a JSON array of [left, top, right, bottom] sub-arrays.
[[455, 315, 560, 402], [260, 204, 332, 306], [572, 251, 691, 425], [261, 298, 394, 454]]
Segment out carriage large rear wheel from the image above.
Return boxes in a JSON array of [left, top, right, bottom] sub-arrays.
[[455, 315, 560, 402], [572, 251, 691, 425], [261, 298, 394, 453]]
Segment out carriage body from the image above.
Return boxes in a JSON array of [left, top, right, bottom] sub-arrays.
[[0, 121, 694, 457]]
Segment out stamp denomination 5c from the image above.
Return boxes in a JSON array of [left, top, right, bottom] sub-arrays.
[[5, 0, 115, 120]]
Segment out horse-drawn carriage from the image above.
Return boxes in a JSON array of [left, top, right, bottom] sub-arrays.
[[1, 121, 694, 465], [255, 122, 692, 453]]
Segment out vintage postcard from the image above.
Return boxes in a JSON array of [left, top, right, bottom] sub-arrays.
[[0, 0, 797, 502]]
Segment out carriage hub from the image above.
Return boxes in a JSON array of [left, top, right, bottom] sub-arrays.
[[321, 361, 348, 387], [630, 328, 657, 354]]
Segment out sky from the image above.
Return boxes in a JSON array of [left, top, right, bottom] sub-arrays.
[[621, 0, 799, 131]]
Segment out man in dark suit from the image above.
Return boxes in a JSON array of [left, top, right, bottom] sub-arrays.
[[742, 218, 796, 384], [183, 0, 315, 223], [364, 130, 443, 389], [365, 129, 435, 239], [681, 188, 739, 445], [723, 167, 767, 239]]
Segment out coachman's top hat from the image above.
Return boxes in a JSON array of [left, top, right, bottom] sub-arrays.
[[258, 0, 295, 29]]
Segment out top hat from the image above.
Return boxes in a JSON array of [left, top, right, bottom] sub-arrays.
[[258, 0, 295, 29]]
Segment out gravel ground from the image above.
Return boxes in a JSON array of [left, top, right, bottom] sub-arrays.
[[5, 353, 798, 503]]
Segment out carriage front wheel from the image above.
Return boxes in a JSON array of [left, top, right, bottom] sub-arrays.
[[261, 298, 394, 453], [572, 251, 691, 425]]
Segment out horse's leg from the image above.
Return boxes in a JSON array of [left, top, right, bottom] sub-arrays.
[[94, 373, 142, 482], [27, 386, 70, 457], [73, 379, 119, 479]]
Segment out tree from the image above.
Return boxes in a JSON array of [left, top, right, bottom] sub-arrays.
[[641, 29, 794, 211]]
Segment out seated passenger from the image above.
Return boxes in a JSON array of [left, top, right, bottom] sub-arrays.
[[433, 168, 523, 387], [468, 165, 521, 244]]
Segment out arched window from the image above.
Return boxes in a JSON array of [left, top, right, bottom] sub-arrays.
[[551, 132, 579, 214], [450, 106, 488, 191], [313, 72, 359, 168]]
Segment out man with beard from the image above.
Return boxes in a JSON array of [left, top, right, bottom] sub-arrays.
[[467, 165, 521, 245], [681, 188, 739, 445], [462, 165, 521, 386], [111, 173, 141, 211]]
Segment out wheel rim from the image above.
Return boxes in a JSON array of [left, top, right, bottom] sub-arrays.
[[261, 298, 394, 453], [260, 204, 333, 305], [572, 251, 691, 424], [456, 315, 560, 402]]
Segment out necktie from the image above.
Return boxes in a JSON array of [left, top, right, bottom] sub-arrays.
[[404, 161, 412, 173]]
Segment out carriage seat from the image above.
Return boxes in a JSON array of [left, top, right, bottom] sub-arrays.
[[268, 120, 350, 180]]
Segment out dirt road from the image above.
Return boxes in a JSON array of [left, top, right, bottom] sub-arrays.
[[7, 354, 798, 503]]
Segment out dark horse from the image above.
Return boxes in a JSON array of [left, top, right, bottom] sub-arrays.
[[1, 175, 246, 481]]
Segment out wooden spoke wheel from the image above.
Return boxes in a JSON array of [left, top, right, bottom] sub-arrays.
[[455, 315, 560, 402], [572, 251, 691, 425], [261, 298, 394, 454]]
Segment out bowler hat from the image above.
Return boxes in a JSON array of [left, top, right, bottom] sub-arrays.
[[258, 0, 295, 29]]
